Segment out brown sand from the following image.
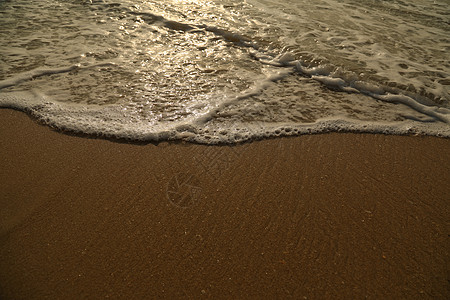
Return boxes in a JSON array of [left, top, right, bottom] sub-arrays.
[[0, 108, 449, 299]]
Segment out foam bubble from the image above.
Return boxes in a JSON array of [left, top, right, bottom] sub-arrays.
[[1, 84, 449, 145]]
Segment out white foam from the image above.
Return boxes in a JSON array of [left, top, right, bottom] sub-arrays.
[[368, 93, 450, 124], [192, 67, 293, 125], [0, 62, 116, 90], [0, 66, 79, 90], [1, 84, 449, 145], [1, 55, 449, 144]]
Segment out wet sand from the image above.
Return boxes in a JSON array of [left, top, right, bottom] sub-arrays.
[[0, 108, 449, 299]]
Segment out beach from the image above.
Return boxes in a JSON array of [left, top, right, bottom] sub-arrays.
[[0, 108, 448, 299], [1, 1, 449, 298]]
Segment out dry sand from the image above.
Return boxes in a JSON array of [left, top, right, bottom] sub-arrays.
[[0, 108, 449, 299]]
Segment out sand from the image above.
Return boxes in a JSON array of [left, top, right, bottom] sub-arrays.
[[0, 108, 449, 299]]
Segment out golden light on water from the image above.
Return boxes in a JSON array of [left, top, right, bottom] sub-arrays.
[[0, 0, 448, 142]]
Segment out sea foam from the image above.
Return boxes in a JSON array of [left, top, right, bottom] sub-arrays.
[[1, 55, 449, 144]]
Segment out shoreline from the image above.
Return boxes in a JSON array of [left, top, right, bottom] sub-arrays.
[[1, 108, 449, 299]]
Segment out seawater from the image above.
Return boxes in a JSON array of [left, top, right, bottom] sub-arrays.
[[1, 0, 449, 143]]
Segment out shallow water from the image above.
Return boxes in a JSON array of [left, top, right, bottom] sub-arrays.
[[1, 0, 449, 143]]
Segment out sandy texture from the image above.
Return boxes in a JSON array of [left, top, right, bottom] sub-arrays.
[[0, 109, 449, 299]]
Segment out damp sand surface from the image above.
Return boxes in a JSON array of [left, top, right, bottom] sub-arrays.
[[1, 109, 449, 299]]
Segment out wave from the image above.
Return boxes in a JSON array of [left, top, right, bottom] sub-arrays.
[[1, 0, 449, 143], [1, 53, 449, 143]]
